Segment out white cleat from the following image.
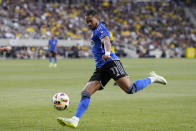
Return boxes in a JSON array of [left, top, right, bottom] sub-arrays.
[[57, 116, 79, 128], [53, 63, 57, 68], [149, 71, 167, 85], [49, 63, 53, 68]]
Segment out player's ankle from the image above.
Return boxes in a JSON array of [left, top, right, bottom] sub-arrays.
[[148, 77, 155, 83], [72, 116, 80, 122]]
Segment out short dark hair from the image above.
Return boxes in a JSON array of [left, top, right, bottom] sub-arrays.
[[85, 9, 97, 16]]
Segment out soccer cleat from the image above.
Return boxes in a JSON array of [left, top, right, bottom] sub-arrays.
[[49, 63, 53, 68], [53, 63, 57, 68], [149, 71, 167, 85], [57, 116, 79, 128]]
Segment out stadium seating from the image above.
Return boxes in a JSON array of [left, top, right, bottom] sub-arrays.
[[0, 0, 195, 58]]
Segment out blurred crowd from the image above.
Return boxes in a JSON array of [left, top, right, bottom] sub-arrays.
[[1, 45, 92, 59], [0, 0, 196, 58]]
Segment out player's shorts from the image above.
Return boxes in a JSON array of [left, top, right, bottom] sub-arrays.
[[89, 60, 128, 90], [49, 51, 56, 57]]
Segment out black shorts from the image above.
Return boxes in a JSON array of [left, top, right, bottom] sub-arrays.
[[89, 60, 128, 90], [49, 51, 56, 57]]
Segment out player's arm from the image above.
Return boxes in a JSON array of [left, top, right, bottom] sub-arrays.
[[101, 36, 111, 61], [53, 44, 58, 53], [55, 41, 58, 53], [48, 40, 50, 51]]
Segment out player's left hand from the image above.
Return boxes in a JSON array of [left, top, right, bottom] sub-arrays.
[[102, 54, 110, 61], [54, 49, 57, 53]]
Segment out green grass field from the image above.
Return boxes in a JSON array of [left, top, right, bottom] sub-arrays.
[[0, 58, 196, 131]]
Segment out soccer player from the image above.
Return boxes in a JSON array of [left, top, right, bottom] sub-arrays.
[[48, 35, 58, 67], [57, 9, 167, 128]]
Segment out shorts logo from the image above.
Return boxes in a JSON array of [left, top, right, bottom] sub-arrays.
[[90, 40, 95, 46]]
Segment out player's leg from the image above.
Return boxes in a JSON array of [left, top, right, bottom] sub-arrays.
[[116, 71, 167, 94], [73, 68, 109, 119], [57, 67, 112, 128], [49, 51, 53, 67], [57, 81, 101, 128], [53, 52, 57, 67], [116, 76, 151, 94], [74, 81, 101, 118], [111, 60, 167, 94]]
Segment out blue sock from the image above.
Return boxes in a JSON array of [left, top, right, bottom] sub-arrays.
[[54, 57, 57, 64], [49, 57, 52, 63], [74, 97, 90, 118], [128, 78, 151, 94]]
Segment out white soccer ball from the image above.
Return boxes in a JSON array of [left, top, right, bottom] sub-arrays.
[[52, 92, 70, 110]]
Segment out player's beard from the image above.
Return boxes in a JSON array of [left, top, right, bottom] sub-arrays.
[[89, 25, 95, 30], [89, 23, 98, 30]]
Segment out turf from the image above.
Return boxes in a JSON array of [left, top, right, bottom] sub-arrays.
[[0, 58, 195, 131]]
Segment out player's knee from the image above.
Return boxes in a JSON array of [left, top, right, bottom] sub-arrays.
[[81, 91, 91, 98], [126, 84, 136, 94]]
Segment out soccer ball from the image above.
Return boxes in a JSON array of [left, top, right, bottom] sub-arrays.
[[52, 92, 70, 110]]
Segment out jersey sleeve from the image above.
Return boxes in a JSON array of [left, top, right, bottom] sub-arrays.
[[98, 25, 110, 40]]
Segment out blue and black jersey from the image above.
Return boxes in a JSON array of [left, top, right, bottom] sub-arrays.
[[90, 22, 118, 68], [48, 38, 58, 51]]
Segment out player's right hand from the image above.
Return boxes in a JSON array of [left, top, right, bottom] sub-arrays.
[[102, 54, 110, 61]]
